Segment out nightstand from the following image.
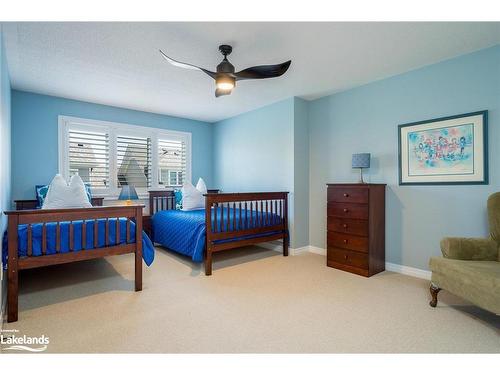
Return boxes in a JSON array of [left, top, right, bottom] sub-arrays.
[[142, 215, 152, 238], [15, 197, 104, 210]]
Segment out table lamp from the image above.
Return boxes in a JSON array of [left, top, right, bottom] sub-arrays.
[[119, 185, 139, 205], [352, 153, 370, 184]]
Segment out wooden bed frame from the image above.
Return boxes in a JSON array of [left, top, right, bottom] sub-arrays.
[[4, 204, 144, 323], [149, 190, 289, 275]]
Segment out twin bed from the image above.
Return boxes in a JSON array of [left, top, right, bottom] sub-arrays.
[[149, 191, 289, 275], [3, 190, 289, 322]]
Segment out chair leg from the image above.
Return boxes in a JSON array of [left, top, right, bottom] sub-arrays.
[[429, 283, 441, 308], [205, 249, 213, 276]]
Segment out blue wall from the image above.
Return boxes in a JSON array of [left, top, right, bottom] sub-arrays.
[[293, 98, 309, 248], [0, 29, 11, 214], [0, 26, 12, 317], [213, 98, 295, 192], [9, 44, 499, 270], [212, 98, 298, 246], [11, 91, 214, 199], [212, 97, 310, 248], [308, 45, 500, 270]]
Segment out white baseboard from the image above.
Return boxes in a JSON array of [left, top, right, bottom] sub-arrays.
[[256, 242, 309, 256], [385, 262, 431, 280], [291, 246, 310, 256], [299, 246, 431, 280], [257, 243, 431, 280], [308, 246, 326, 256], [256, 241, 283, 253]]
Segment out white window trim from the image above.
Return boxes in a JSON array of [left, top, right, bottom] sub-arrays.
[[58, 115, 192, 199], [158, 169, 183, 186]]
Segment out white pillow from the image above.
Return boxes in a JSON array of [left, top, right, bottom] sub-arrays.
[[195, 177, 208, 194], [42, 174, 92, 209], [181, 178, 207, 211]]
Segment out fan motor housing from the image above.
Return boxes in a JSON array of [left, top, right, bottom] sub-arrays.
[[216, 60, 235, 74]]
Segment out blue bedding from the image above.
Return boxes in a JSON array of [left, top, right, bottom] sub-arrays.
[[152, 208, 282, 262], [2, 218, 155, 269]]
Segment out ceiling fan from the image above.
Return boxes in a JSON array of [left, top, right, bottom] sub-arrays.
[[159, 45, 291, 97]]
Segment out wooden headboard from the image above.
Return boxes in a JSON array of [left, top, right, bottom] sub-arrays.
[[149, 189, 219, 215]]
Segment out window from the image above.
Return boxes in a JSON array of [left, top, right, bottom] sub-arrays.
[[158, 169, 183, 186], [68, 129, 110, 188], [157, 138, 186, 187], [117, 135, 151, 188], [59, 116, 191, 197]]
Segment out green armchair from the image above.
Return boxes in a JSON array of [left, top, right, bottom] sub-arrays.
[[428, 192, 500, 314]]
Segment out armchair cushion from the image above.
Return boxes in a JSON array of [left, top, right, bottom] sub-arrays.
[[488, 192, 500, 244], [440, 237, 498, 261], [429, 257, 500, 314]]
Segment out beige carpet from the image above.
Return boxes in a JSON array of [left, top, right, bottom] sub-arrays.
[[2, 247, 499, 353]]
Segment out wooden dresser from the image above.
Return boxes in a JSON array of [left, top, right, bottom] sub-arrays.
[[326, 183, 386, 277]]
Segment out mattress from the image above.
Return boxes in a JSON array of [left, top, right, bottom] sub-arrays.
[[2, 218, 155, 268], [152, 207, 282, 262]]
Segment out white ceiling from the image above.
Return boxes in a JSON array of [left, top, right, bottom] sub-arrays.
[[3, 22, 499, 123]]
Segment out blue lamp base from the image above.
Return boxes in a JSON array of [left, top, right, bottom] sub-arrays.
[[358, 168, 367, 184]]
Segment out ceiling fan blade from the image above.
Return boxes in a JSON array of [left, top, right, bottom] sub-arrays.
[[234, 60, 291, 81], [215, 88, 232, 98], [159, 50, 217, 79]]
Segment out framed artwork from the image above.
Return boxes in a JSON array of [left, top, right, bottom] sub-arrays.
[[398, 110, 488, 185]]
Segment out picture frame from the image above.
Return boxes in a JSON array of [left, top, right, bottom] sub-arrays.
[[398, 110, 488, 185]]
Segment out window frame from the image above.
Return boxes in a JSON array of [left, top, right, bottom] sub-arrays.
[[58, 115, 192, 198], [158, 168, 183, 187]]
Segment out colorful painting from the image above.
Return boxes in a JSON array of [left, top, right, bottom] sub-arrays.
[[398, 111, 488, 185], [408, 124, 474, 176]]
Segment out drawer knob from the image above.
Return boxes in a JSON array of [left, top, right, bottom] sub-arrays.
[[343, 239, 348, 244], [343, 224, 348, 228], [343, 208, 348, 213], [344, 255, 348, 260], [343, 193, 349, 197]]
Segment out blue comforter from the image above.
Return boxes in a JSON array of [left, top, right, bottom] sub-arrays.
[[152, 208, 281, 262], [2, 218, 155, 269]]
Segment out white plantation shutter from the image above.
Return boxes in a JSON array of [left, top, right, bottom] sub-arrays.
[[68, 129, 110, 188], [60, 116, 191, 195], [116, 135, 152, 188], [158, 138, 186, 187]]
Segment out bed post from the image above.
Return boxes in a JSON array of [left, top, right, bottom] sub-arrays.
[[7, 213, 19, 322], [135, 206, 143, 291], [204, 194, 213, 276], [283, 193, 289, 257]]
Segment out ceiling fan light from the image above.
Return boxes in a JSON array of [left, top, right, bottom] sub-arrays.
[[216, 82, 233, 90], [215, 75, 235, 91]]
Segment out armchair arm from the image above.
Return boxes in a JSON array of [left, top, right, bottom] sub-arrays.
[[440, 237, 498, 261]]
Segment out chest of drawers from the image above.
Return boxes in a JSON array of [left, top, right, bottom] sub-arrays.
[[326, 183, 386, 277]]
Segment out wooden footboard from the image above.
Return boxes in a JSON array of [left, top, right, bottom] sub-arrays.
[[4, 204, 144, 322], [148, 190, 289, 276], [204, 192, 289, 275]]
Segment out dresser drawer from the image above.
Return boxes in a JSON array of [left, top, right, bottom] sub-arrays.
[[328, 187, 368, 204], [327, 247, 368, 269], [328, 217, 368, 236], [327, 232, 368, 252], [327, 202, 368, 220]]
